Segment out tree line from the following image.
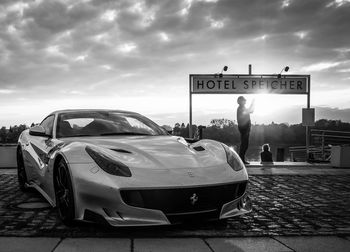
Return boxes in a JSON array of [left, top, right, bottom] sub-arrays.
[[173, 119, 350, 148], [1, 119, 350, 147], [0, 125, 28, 144]]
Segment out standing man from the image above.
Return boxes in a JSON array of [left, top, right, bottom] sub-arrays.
[[237, 96, 254, 164]]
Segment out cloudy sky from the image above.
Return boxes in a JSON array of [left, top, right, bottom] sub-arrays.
[[0, 0, 350, 127]]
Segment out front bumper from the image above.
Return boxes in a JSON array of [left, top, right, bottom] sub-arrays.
[[70, 163, 252, 227], [82, 192, 252, 226], [78, 181, 252, 226]]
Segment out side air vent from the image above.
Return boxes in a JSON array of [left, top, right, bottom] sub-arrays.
[[193, 146, 205, 151], [111, 149, 132, 154]]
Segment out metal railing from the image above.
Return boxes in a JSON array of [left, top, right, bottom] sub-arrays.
[[0, 143, 17, 146], [290, 129, 350, 162]]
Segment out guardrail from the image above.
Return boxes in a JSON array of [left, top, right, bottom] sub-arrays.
[[289, 129, 350, 162]]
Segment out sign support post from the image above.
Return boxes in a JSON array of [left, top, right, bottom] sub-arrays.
[[306, 75, 311, 160], [189, 75, 193, 137]]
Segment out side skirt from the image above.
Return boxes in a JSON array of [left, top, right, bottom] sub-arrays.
[[25, 182, 56, 207]]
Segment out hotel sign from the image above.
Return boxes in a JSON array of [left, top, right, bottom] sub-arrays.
[[191, 75, 308, 94]]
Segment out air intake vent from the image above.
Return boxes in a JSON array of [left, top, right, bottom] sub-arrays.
[[111, 149, 132, 154], [120, 181, 247, 214], [193, 146, 205, 151]]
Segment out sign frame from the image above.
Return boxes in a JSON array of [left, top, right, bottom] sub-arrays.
[[191, 74, 308, 95], [189, 72, 311, 158]]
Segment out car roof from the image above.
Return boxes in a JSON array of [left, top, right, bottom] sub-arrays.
[[51, 109, 139, 115]]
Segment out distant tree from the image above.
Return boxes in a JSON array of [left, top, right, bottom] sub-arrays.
[[210, 118, 234, 128], [0, 124, 28, 143], [0, 127, 7, 143], [172, 118, 350, 147], [315, 119, 350, 131]]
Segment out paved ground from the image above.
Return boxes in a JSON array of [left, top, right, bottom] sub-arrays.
[[0, 169, 349, 238], [1, 236, 350, 252]]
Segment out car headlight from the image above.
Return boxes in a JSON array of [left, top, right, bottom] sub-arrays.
[[222, 144, 243, 171], [85, 146, 131, 177]]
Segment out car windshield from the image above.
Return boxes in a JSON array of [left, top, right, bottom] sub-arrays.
[[56, 111, 167, 138]]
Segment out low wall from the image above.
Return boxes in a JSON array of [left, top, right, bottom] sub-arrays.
[[0, 145, 17, 168]]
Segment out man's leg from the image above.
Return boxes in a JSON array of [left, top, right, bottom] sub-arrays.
[[243, 130, 250, 160], [239, 134, 244, 160], [239, 128, 249, 162]]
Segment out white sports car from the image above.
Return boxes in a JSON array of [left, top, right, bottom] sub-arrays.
[[17, 109, 251, 226]]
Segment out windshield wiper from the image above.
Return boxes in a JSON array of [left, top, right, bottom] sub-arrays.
[[99, 132, 153, 136]]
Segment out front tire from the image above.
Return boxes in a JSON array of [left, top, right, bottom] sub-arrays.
[[17, 148, 28, 191], [54, 159, 75, 226]]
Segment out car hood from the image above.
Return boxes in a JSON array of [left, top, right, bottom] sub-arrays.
[[61, 135, 227, 169]]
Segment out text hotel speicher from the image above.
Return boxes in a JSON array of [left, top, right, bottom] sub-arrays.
[[191, 76, 308, 94]]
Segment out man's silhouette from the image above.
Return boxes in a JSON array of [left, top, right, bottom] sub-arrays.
[[237, 96, 254, 164]]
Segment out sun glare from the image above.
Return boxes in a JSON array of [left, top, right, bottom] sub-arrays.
[[253, 94, 306, 115], [253, 94, 279, 116]]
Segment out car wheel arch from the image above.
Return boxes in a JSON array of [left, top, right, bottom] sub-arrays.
[[16, 144, 29, 191], [53, 154, 70, 178], [52, 154, 75, 204], [16, 144, 23, 158], [53, 154, 77, 224]]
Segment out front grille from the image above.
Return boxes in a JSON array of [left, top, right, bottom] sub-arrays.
[[120, 181, 247, 215]]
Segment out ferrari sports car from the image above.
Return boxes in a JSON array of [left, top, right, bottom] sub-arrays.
[[17, 109, 252, 226]]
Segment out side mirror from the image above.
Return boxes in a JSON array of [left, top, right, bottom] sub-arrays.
[[162, 125, 173, 134], [29, 125, 51, 137]]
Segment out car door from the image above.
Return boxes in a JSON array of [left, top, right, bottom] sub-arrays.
[[26, 115, 56, 184]]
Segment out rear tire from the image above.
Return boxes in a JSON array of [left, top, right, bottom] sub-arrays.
[[17, 148, 28, 192], [54, 159, 75, 226]]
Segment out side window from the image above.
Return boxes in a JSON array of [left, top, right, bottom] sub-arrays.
[[40, 115, 55, 136]]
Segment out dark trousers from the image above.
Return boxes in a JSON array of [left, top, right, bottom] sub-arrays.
[[238, 126, 250, 162]]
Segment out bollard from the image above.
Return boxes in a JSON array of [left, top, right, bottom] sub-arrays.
[[198, 126, 206, 140], [276, 148, 285, 162]]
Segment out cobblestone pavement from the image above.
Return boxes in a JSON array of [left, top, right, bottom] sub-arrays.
[[0, 174, 349, 238]]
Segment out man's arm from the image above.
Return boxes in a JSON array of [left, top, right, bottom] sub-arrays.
[[248, 99, 255, 113]]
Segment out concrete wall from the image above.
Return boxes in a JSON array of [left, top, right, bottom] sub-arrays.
[[0, 145, 17, 168], [331, 146, 350, 168]]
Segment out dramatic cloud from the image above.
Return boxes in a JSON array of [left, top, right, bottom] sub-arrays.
[[0, 0, 349, 126], [301, 61, 343, 72]]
